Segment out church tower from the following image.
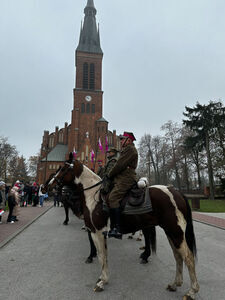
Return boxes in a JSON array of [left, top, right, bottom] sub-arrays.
[[37, 0, 120, 183], [68, 0, 108, 163]]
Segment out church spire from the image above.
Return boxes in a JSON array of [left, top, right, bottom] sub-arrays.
[[76, 0, 103, 54]]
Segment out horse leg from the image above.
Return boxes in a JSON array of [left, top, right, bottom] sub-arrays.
[[167, 235, 199, 299], [140, 228, 151, 264], [179, 241, 199, 300], [91, 231, 108, 292], [63, 203, 69, 225], [166, 237, 183, 291], [136, 230, 143, 241], [85, 231, 97, 264]]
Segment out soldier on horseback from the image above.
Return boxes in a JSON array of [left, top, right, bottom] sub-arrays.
[[107, 132, 138, 239], [101, 147, 118, 194]]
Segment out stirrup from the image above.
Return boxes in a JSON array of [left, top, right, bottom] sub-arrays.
[[108, 228, 122, 240], [102, 231, 108, 238]]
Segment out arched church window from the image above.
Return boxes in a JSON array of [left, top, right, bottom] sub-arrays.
[[81, 103, 85, 113], [49, 137, 54, 148], [83, 63, 88, 89], [86, 103, 90, 113], [59, 131, 64, 143], [91, 104, 95, 113], [90, 63, 95, 90]]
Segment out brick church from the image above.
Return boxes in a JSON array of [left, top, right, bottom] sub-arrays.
[[37, 0, 120, 184]]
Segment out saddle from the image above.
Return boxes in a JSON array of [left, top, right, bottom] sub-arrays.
[[121, 184, 152, 215], [124, 185, 145, 206]]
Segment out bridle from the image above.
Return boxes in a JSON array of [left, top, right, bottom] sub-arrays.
[[48, 162, 74, 187], [83, 180, 103, 191], [52, 161, 103, 191]]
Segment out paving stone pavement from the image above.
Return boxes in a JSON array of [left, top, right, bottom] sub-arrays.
[[0, 201, 53, 248], [0, 207, 224, 300], [192, 212, 225, 230], [1, 202, 224, 249]]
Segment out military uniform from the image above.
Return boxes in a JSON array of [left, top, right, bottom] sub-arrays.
[[108, 143, 138, 208], [101, 153, 118, 194], [97, 166, 104, 178]]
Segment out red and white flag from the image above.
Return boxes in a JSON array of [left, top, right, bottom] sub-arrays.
[[91, 150, 95, 163], [73, 147, 76, 158], [98, 138, 103, 152], [105, 136, 109, 152]]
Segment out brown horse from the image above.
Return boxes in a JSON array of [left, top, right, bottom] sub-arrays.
[[45, 156, 199, 300]]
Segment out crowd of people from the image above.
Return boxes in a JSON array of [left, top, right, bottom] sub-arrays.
[[0, 180, 48, 224]]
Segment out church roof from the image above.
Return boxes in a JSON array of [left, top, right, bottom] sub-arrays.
[[76, 0, 103, 54], [97, 117, 108, 123], [42, 144, 68, 162]]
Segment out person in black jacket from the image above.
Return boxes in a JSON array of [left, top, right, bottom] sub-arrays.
[[0, 181, 6, 223], [7, 187, 16, 223]]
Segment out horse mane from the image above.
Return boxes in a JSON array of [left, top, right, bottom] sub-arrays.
[[83, 165, 101, 181], [68, 152, 73, 163]]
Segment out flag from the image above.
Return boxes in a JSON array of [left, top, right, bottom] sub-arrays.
[[91, 150, 95, 163], [98, 138, 103, 152], [73, 147, 76, 158], [105, 136, 109, 152]]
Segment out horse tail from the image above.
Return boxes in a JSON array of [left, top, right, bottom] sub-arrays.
[[183, 193, 197, 257], [149, 226, 156, 253]]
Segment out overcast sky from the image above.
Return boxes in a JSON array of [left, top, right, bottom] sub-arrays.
[[1, 0, 225, 159]]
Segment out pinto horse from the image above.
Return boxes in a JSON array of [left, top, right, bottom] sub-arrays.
[[46, 157, 199, 300], [43, 165, 155, 264]]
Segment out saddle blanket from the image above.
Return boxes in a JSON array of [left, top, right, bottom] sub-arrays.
[[123, 187, 152, 215]]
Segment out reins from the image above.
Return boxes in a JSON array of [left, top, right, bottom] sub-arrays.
[[83, 180, 103, 191], [61, 161, 103, 192]]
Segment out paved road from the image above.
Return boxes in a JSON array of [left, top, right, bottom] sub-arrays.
[[0, 202, 53, 246], [0, 207, 224, 300]]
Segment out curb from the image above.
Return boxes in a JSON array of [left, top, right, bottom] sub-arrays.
[[0, 205, 53, 249], [193, 219, 225, 231]]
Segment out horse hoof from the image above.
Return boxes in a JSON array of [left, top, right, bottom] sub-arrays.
[[167, 284, 177, 292], [128, 236, 133, 239], [94, 285, 104, 292], [140, 258, 148, 264], [63, 222, 68, 225], [183, 296, 194, 300], [136, 238, 142, 241], [139, 246, 145, 250], [85, 257, 93, 264]]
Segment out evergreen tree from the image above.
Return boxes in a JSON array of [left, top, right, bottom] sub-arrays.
[[11, 156, 29, 183], [183, 101, 224, 199]]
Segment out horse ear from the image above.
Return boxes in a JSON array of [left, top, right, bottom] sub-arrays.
[[69, 152, 73, 162]]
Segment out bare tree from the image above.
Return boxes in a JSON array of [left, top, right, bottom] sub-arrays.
[[0, 136, 18, 182], [161, 121, 183, 190], [28, 155, 39, 180]]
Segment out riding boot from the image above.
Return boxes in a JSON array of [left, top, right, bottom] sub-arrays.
[[108, 208, 122, 239], [108, 208, 115, 236]]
